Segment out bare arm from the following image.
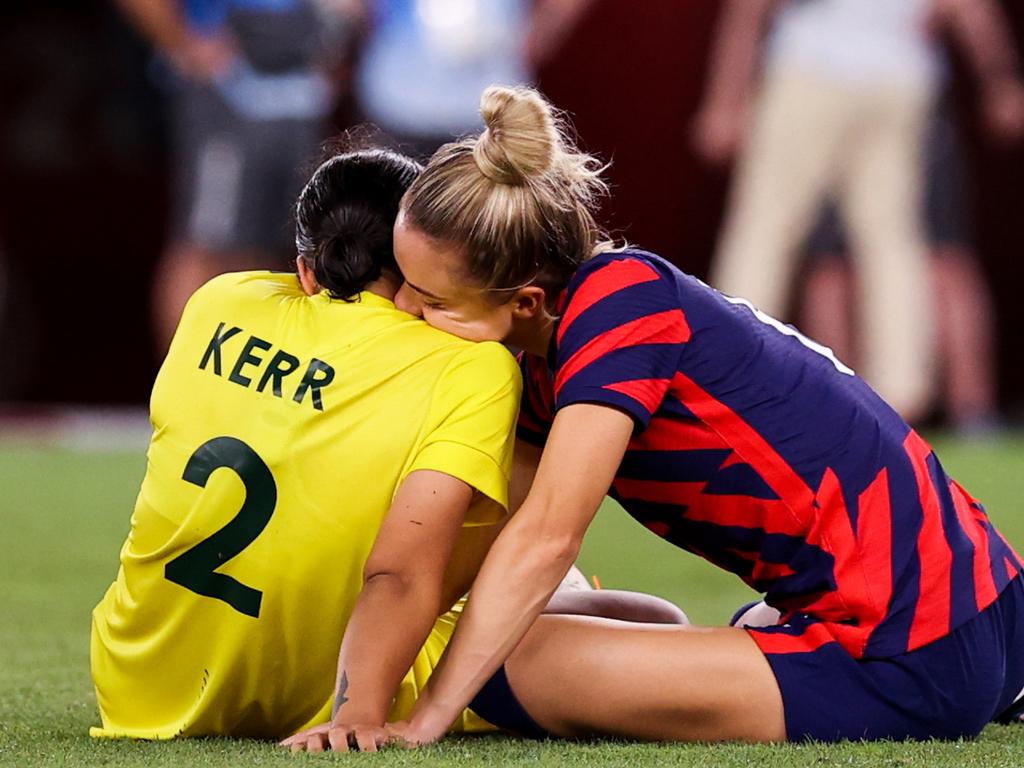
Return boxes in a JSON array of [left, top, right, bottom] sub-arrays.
[[509, 438, 542, 514], [333, 472, 474, 724], [692, 0, 786, 163], [281, 470, 475, 753], [934, 0, 1024, 140], [524, 0, 594, 70], [935, 0, 1022, 84], [113, 0, 191, 55], [113, 0, 236, 80], [396, 404, 635, 744]]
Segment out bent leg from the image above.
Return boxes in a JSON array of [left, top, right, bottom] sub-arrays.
[[505, 614, 785, 743], [544, 589, 689, 625]]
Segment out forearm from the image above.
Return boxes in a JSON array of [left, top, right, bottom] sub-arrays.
[[700, 0, 781, 111], [113, 0, 191, 57], [942, 0, 1022, 84], [410, 519, 579, 734], [331, 573, 443, 725]]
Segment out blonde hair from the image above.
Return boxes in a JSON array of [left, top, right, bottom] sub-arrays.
[[401, 85, 610, 302]]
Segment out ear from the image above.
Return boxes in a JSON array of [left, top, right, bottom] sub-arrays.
[[296, 257, 319, 296], [510, 286, 548, 319]]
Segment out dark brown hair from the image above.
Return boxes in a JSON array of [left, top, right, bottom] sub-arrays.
[[295, 148, 422, 300]]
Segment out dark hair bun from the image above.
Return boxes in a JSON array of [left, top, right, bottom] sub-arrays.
[[295, 149, 422, 300]]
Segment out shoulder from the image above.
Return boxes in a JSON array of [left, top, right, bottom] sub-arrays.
[[439, 341, 522, 393], [184, 271, 300, 317], [563, 249, 688, 305]]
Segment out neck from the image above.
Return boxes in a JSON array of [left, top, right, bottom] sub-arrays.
[[507, 312, 555, 358], [364, 272, 403, 303]]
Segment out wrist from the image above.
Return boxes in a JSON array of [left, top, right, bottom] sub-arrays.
[[409, 698, 454, 739]]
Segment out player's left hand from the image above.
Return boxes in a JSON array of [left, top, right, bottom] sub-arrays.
[[279, 722, 388, 753]]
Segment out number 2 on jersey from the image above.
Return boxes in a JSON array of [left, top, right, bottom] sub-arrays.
[[164, 436, 276, 618]]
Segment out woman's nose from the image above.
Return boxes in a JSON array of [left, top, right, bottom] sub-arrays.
[[395, 283, 422, 317]]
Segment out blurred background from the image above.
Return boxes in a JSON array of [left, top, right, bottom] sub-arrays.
[[1, 0, 1023, 434]]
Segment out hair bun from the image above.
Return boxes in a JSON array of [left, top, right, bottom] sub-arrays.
[[473, 85, 559, 185]]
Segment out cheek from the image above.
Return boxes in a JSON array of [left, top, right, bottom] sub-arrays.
[[421, 307, 509, 343]]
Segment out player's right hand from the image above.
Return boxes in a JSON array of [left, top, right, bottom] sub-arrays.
[[280, 722, 388, 753]]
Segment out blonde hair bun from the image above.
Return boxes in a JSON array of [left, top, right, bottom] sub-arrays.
[[473, 85, 559, 185]]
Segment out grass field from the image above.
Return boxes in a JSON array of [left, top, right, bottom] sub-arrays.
[[2, 428, 1024, 767]]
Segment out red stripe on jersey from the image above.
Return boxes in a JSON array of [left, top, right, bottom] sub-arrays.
[[627, 416, 728, 453], [801, 469, 870, 643], [853, 468, 895, 629], [613, 477, 705, 510], [905, 431, 953, 650], [750, 558, 797, 583], [1006, 557, 1019, 582], [645, 521, 670, 536], [603, 379, 672, 415], [670, 372, 815, 515], [555, 310, 690, 396], [612, 477, 805, 538], [556, 259, 662, 345], [749, 623, 835, 655], [950, 479, 996, 610], [518, 409, 546, 433]]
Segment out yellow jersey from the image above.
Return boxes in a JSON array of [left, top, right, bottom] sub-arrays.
[[90, 272, 520, 739]]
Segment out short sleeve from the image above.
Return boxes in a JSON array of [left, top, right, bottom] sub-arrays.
[[553, 254, 690, 429], [405, 341, 522, 514], [515, 352, 555, 447]]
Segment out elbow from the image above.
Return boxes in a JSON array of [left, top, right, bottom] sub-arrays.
[[360, 569, 445, 615], [515, 527, 581, 579], [360, 567, 416, 599]]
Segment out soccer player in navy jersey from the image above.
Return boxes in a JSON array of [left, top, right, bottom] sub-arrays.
[[369, 85, 1024, 746]]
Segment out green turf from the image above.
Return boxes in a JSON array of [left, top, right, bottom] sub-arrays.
[[1, 433, 1023, 767]]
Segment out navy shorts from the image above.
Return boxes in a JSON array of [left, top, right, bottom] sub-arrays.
[[469, 666, 550, 739], [751, 576, 1024, 742]]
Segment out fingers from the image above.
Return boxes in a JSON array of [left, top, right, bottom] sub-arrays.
[[281, 724, 388, 753], [306, 733, 326, 754], [280, 724, 330, 751], [328, 727, 350, 753], [354, 728, 382, 753]]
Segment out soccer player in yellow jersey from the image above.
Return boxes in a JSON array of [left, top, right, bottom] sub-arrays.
[[90, 148, 522, 741]]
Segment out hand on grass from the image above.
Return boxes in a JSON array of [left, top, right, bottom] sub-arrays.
[[279, 722, 388, 753], [385, 719, 443, 749]]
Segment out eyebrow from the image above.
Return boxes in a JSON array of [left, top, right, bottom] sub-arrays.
[[406, 281, 445, 300]]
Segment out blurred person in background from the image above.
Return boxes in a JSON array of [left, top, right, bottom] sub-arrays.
[[353, 0, 592, 159], [800, 1, 1024, 436], [114, 0, 361, 352], [694, 0, 1023, 424]]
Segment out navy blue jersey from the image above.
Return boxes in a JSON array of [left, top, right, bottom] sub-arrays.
[[519, 249, 1021, 659]]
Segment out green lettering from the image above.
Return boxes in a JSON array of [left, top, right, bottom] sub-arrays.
[[199, 322, 243, 376], [256, 349, 301, 398], [228, 336, 272, 388], [293, 358, 335, 411]]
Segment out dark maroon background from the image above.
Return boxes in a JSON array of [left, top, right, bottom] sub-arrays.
[[1, 0, 1022, 415]]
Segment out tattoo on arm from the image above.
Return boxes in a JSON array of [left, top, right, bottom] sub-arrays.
[[332, 671, 349, 718]]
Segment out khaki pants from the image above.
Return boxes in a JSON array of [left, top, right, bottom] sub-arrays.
[[712, 67, 934, 421]]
